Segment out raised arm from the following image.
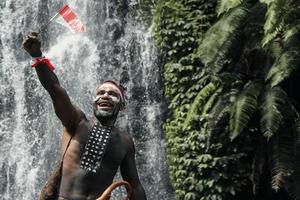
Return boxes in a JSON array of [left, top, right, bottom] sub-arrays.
[[120, 136, 147, 200], [22, 32, 83, 132]]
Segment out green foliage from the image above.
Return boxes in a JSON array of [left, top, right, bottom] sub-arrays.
[[153, 0, 216, 61], [183, 81, 220, 130], [129, 0, 156, 27], [195, 4, 249, 73], [260, 87, 287, 139], [229, 81, 262, 140], [216, 0, 243, 16], [266, 34, 300, 87], [270, 130, 295, 192], [260, 0, 300, 46], [153, 0, 300, 199], [261, 0, 288, 46]]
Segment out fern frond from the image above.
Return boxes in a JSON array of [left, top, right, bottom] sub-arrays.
[[196, 4, 249, 73], [261, 0, 291, 46], [267, 50, 300, 87], [251, 136, 268, 195], [208, 104, 231, 147], [216, 0, 242, 16], [207, 88, 239, 141], [282, 5, 300, 40], [284, 23, 300, 42], [287, 118, 300, 200], [266, 34, 300, 87], [260, 87, 287, 139], [270, 127, 295, 192], [182, 74, 210, 104], [200, 86, 223, 119], [259, 0, 274, 5], [229, 81, 263, 140], [183, 82, 220, 130], [268, 40, 284, 59]]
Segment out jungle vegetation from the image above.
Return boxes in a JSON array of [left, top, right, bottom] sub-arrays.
[[153, 0, 300, 199]]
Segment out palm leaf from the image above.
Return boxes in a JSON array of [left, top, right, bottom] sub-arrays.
[[183, 81, 220, 130], [216, 0, 243, 16], [229, 81, 263, 140], [195, 4, 249, 73], [260, 87, 287, 139]]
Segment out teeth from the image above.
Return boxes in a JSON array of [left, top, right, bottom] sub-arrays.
[[98, 102, 113, 107]]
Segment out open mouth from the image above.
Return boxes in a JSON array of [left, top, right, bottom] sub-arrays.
[[97, 101, 113, 110]]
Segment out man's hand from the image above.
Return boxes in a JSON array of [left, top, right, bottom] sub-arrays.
[[22, 32, 42, 57]]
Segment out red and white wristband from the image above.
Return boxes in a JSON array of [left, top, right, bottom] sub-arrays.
[[30, 56, 55, 71]]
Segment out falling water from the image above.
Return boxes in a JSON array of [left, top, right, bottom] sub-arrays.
[[0, 0, 174, 199]]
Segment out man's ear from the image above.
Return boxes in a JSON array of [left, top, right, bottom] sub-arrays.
[[120, 102, 125, 111]]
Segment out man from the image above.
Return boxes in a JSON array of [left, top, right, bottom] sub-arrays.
[[22, 32, 147, 200]]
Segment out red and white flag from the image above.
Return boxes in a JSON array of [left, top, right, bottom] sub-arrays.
[[54, 5, 86, 33]]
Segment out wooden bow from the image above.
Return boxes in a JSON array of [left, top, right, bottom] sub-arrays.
[[96, 181, 132, 200]]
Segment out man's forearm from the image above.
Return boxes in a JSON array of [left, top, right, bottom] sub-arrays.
[[35, 63, 60, 94], [131, 183, 147, 200], [23, 32, 79, 130]]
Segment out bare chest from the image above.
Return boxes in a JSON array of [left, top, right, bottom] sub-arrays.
[[63, 121, 127, 168]]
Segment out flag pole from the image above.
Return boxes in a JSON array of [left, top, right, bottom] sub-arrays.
[[37, 12, 60, 33]]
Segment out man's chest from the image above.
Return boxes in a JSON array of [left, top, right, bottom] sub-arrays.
[[73, 122, 127, 167], [102, 133, 127, 165]]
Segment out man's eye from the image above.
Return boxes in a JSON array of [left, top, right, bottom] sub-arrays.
[[97, 91, 105, 95], [108, 91, 118, 97]]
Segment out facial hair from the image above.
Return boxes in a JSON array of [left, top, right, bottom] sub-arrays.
[[93, 99, 121, 121]]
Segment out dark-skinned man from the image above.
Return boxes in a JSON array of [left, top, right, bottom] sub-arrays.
[[22, 32, 147, 200]]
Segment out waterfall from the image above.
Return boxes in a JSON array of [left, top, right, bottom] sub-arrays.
[[0, 0, 174, 199]]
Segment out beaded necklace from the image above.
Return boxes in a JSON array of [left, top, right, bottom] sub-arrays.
[[80, 122, 112, 173]]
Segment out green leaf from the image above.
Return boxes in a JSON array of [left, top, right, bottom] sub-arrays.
[[200, 86, 223, 119], [216, 0, 242, 16], [283, 23, 300, 41], [229, 81, 263, 140], [266, 34, 300, 87], [196, 5, 249, 73], [183, 82, 220, 130], [261, 0, 291, 46], [267, 50, 300, 87], [260, 87, 287, 139], [270, 127, 295, 191]]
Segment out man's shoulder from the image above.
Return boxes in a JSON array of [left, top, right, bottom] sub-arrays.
[[118, 129, 132, 142], [114, 127, 134, 148]]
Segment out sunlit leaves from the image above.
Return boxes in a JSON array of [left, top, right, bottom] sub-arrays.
[[216, 0, 242, 16], [260, 87, 287, 139], [183, 82, 220, 130], [154, 0, 300, 199], [261, 0, 293, 46], [196, 5, 249, 73], [267, 50, 300, 87]]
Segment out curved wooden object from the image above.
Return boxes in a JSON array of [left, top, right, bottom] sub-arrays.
[[96, 181, 132, 200]]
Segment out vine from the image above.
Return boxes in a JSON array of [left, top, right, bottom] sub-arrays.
[[153, 0, 300, 199]]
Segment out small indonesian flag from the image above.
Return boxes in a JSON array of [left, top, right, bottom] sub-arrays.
[[54, 5, 86, 33]]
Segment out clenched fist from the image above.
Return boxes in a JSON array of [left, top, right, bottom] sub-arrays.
[[22, 32, 42, 57]]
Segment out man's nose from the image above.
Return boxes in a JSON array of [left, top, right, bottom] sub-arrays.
[[101, 92, 110, 99]]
